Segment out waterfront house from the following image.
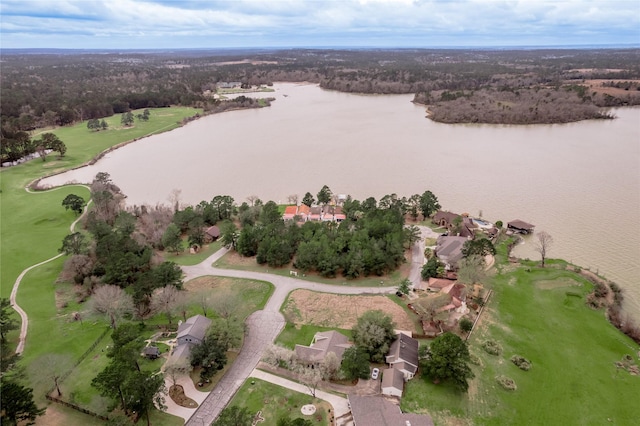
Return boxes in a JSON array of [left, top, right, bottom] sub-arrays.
[[507, 220, 535, 234]]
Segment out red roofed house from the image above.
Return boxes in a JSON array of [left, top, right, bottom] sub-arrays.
[[283, 205, 298, 221]]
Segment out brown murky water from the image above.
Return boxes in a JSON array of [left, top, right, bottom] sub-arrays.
[[42, 83, 640, 319]]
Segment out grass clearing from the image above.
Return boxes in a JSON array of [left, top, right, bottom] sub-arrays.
[[227, 378, 331, 426], [402, 265, 640, 424], [163, 240, 223, 266], [183, 276, 273, 319], [282, 289, 417, 332]]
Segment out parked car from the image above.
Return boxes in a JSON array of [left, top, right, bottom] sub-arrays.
[[371, 367, 380, 380]]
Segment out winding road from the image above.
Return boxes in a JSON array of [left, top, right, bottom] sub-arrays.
[[182, 226, 435, 425], [10, 200, 431, 425]]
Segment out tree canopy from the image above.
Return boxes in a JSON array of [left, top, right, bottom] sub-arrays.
[[351, 310, 396, 363], [421, 332, 475, 391]]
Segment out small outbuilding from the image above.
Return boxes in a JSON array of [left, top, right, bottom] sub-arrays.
[[143, 346, 160, 360], [507, 220, 535, 234], [205, 225, 221, 242]]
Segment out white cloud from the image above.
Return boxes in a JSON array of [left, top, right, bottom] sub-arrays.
[[0, 0, 638, 48]]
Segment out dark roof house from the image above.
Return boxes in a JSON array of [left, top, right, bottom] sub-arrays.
[[435, 235, 470, 270], [205, 225, 221, 241], [507, 220, 535, 234], [348, 395, 433, 426], [295, 330, 352, 365], [143, 346, 161, 359], [386, 332, 419, 380]]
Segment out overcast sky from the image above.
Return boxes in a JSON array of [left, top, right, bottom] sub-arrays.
[[1, 0, 639, 49]]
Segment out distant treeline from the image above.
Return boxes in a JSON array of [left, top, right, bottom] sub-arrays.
[[2, 48, 639, 131]]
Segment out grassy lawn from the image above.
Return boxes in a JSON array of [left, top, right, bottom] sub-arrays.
[[227, 378, 331, 426], [401, 265, 640, 425], [0, 107, 201, 425], [1, 106, 201, 298], [275, 323, 353, 350], [213, 251, 406, 288], [162, 240, 223, 266]]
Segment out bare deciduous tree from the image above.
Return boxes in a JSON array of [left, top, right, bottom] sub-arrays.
[[262, 344, 296, 368], [150, 285, 182, 325], [168, 189, 182, 212], [90, 285, 134, 329], [193, 291, 213, 317], [287, 194, 299, 205], [320, 351, 341, 381], [164, 357, 192, 388], [60, 254, 94, 284], [457, 254, 487, 284], [211, 290, 239, 323], [295, 364, 323, 397], [30, 354, 73, 397], [131, 203, 174, 248], [246, 195, 260, 207], [534, 231, 553, 268]]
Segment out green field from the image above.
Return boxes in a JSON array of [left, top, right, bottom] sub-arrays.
[[0, 107, 200, 424], [226, 378, 330, 426], [402, 266, 640, 425]]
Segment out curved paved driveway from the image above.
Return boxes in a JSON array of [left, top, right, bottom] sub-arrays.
[[183, 248, 398, 426]]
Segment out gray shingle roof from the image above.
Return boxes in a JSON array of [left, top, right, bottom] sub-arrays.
[[177, 315, 212, 343], [381, 367, 405, 393], [295, 330, 352, 363], [387, 332, 419, 372], [348, 395, 434, 426]]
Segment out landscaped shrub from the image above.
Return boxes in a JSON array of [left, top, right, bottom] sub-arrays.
[[482, 339, 502, 356], [511, 355, 532, 371], [469, 353, 482, 366], [459, 317, 473, 333], [496, 375, 517, 391]]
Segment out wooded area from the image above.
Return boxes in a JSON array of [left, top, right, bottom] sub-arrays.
[[1, 48, 639, 132]]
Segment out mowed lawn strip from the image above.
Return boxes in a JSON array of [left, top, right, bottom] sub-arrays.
[[227, 378, 330, 425], [1, 106, 201, 297], [402, 266, 640, 424]]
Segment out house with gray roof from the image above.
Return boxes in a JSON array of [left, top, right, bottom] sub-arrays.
[[177, 315, 212, 346], [381, 367, 405, 398], [348, 395, 433, 426], [435, 235, 470, 270], [386, 332, 419, 381], [295, 330, 352, 366], [171, 314, 212, 362]]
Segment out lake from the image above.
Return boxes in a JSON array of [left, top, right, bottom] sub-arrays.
[[41, 83, 640, 319]]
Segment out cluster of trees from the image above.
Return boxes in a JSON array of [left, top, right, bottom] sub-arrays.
[[0, 131, 66, 164], [417, 86, 616, 124], [87, 118, 109, 131], [91, 323, 166, 426], [60, 173, 183, 316], [211, 188, 439, 279]]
